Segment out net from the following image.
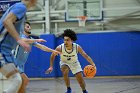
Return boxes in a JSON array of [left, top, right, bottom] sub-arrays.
[[77, 16, 87, 27]]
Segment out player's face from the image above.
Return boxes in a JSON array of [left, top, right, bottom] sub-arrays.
[[64, 36, 73, 47], [24, 23, 31, 34]]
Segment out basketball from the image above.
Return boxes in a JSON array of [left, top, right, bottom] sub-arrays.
[[83, 65, 96, 78]]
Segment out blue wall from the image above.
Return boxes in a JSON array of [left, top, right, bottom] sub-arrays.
[[25, 31, 140, 78]]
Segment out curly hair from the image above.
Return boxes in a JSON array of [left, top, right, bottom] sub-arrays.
[[62, 29, 77, 41]]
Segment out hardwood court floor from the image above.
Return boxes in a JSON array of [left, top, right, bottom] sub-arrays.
[[26, 77, 140, 93]]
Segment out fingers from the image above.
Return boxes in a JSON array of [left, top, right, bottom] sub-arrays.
[[24, 43, 31, 52], [53, 50, 62, 55], [45, 69, 52, 74], [45, 67, 53, 74], [35, 39, 47, 42], [39, 39, 46, 42], [25, 47, 30, 52], [17, 39, 31, 52], [53, 52, 59, 56], [45, 70, 51, 74], [41, 39, 47, 42]]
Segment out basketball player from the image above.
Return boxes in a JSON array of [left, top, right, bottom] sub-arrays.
[[46, 29, 96, 93], [0, 0, 40, 93], [15, 22, 61, 93]]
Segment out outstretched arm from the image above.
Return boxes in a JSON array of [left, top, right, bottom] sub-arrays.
[[21, 38, 46, 44], [78, 45, 96, 66], [34, 43, 61, 55]]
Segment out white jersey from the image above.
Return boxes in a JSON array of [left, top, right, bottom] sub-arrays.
[[60, 43, 79, 63], [59, 43, 82, 74]]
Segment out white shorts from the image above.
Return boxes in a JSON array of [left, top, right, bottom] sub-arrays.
[[60, 61, 82, 75]]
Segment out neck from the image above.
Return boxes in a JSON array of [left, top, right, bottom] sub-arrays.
[[65, 44, 73, 50], [24, 31, 29, 37]]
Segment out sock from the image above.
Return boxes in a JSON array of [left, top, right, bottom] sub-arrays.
[[83, 90, 88, 93], [67, 87, 71, 90]]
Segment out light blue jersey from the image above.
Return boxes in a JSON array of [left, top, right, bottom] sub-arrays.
[[14, 34, 37, 73], [0, 2, 27, 66]]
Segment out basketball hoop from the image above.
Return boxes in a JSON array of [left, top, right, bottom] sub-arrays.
[[77, 16, 87, 27]]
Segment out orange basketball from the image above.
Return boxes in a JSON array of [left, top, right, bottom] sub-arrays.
[[83, 65, 96, 78]]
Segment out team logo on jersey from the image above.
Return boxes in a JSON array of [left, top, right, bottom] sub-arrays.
[[67, 58, 71, 60], [63, 55, 75, 57]]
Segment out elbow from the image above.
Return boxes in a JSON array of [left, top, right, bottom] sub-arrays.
[[83, 54, 88, 58], [3, 19, 10, 27], [51, 54, 56, 58]]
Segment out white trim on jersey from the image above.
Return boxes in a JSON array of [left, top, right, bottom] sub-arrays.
[[60, 43, 79, 63], [0, 29, 7, 42], [13, 45, 20, 58]]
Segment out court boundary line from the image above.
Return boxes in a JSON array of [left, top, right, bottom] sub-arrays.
[[29, 75, 140, 80]]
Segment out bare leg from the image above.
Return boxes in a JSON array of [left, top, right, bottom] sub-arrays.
[[61, 65, 70, 88], [18, 73, 29, 93], [75, 72, 87, 92], [61, 65, 72, 93]]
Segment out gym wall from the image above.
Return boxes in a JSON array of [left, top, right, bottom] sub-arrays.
[[25, 31, 140, 78]]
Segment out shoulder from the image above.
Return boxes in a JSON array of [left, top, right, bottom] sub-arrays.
[[10, 3, 27, 19], [57, 43, 63, 48], [11, 3, 26, 12], [15, 3, 26, 8], [59, 43, 64, 47], [56, 43, 64, 51], [73, 43, 80, 47], [73, 43, 80, 53]]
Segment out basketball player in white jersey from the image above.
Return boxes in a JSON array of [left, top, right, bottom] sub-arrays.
[[46, 29, 96, 93], [0, 0, 43, 93]]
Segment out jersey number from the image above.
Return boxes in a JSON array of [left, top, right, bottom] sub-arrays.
[[67, 58, 71, 60]]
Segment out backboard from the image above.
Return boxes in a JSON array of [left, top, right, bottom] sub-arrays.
[[65, 0, 103, 22]]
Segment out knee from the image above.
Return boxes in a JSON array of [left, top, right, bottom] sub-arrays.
[[61, 65, 70, 76], [25, 78, 29, 85], [62, 69, 69, 76], [22, 76, 29, 86]]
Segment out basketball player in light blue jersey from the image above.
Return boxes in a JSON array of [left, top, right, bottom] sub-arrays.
[[46, 29, 96, 93], [0, 0, 42, 93], [14, 22, 61, 93]]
